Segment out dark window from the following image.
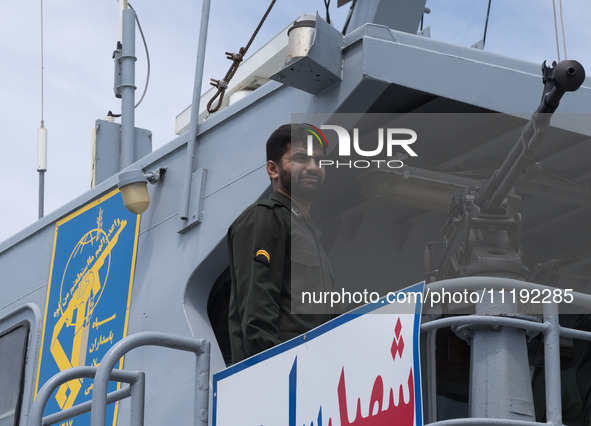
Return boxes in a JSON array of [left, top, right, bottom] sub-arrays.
[[207, 267, 232, 366], [0, 322, 29, 426]]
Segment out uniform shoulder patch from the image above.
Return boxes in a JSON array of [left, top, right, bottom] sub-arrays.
[[254, 249, 271, 265]]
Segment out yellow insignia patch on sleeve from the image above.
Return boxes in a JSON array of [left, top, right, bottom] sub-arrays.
[[254, 249, 271, 265]]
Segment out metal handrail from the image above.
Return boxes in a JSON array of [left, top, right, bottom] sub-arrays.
[[426, 419, 553, 425], [421, 315, 548, 334], [30, 366, 144, 426], [90, 332, 210, 426], [421, 277, 591, 426], [423, 277, 591, 311]]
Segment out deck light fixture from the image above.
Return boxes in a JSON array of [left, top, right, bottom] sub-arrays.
[[118, 168, 165, 214], [286, 16, 315, 65]]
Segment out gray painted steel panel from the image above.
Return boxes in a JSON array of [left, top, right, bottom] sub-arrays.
[[1, 14, 591, 425]]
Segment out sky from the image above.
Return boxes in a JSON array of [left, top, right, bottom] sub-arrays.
[[0, 0, 589, 244]]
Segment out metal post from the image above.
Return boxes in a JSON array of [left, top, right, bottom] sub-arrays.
[[195, 340, 211, 426], [426, 329, 438, 423], [543, 302, 562, 425], [179, 0, 211, 221], [130, 372, 145, 426], [467, 292, 535, 421], [37, 124, 47, 218], [120, 7, 137, 169], [38, 171, 45, 218]]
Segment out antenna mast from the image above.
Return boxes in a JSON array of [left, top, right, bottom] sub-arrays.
[[38, 0, 47, 219]]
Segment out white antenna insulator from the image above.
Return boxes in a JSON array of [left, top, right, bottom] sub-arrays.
[[118, 0, 129, 43], [37, 126, 47, 171]]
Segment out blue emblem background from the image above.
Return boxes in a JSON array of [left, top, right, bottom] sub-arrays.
[[36, 189, 140, 425]]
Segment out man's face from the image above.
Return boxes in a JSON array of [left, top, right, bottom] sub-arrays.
[[278, 140, 325, 201]]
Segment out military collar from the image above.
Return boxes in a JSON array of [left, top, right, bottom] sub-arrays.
[[291, 204, 304, 219], [269, 192, 304, 219]]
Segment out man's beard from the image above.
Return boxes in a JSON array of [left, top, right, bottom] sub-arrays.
[[278, 165, 321, 201], [278, 165, 292, 195]]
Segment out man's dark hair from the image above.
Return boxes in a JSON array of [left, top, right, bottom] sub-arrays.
[[266, 123, 309, 163]]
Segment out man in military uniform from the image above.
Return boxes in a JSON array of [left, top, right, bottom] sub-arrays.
[[227, 123, 333, 364]]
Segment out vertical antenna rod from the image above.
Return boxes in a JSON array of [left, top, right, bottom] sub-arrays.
[[119, 3, 137, 169], [482, 0, 492, 49], [38, 0, 48, 219], [179, 0, 211, 221]]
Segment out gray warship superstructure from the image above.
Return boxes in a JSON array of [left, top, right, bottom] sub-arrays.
[[2, 0, 591, 425]]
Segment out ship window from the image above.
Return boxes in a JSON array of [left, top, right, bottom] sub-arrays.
[[0, 322, 29, 426]]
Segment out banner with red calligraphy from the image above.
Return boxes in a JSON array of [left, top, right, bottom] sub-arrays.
[[213, 282, 424, 426]]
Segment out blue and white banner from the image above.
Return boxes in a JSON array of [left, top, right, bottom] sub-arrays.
[[214, 282, 424, 426]]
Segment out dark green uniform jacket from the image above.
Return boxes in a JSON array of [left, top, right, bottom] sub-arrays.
[[227, 192, 333, 364]]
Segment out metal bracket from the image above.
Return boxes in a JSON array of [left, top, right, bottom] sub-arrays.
[[471, 39, 484, 50], [178, 168, 207, 233], [92, 119, 153, 186], [417, 26, 431, 38], [113, 42, 123, 98]]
